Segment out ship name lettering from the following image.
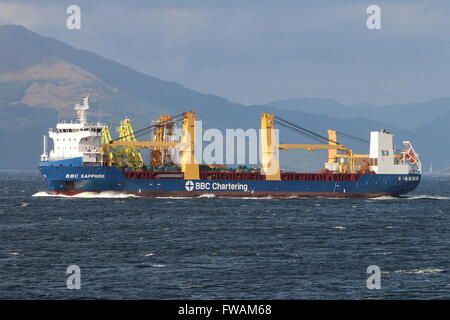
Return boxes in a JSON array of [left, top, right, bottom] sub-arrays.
[[194, 181, 248, 192], [80, 174, 105, 179]]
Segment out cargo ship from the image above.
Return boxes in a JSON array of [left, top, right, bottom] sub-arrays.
[[39, 97, 421, 198]]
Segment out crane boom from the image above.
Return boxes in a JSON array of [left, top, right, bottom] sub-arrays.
[[261, 112, 368, 176], [278, 144, 349, 151], [101, 111, 200, 179], [110, 141, 179, 148]]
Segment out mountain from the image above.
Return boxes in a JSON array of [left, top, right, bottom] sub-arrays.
[[267, 97, 450, 130], [265, 97, 450, 170], [413, 111, 450, 170], [0, 25, 243, 119], [0, 104, 58, 169], [266, 98, 351, 119], [0, 25, 447, 171]]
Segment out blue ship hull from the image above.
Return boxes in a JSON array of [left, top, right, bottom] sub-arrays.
[[38, 165, 421, 198]]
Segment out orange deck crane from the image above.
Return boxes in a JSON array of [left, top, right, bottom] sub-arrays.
[[102, 111, 200, 179], [260, 113, 369, 179]]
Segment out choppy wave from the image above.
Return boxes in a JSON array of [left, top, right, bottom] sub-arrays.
[[198, 193, 216, 198], [373, 251, 396, 255], [32, 191, 138, 198], [6, 252, 21, 256], [178, 284, 207, 289], [404, 195, 450, 200], [30, 191, 450, 201], [387, 268, 447, 275], [367, 196, 399, 200], [229, 196, 275, 200], [156, 195, 276, 200], [150, 264, 167, 268], [155, 196, 194, 199], [369, 195, 450, 201]]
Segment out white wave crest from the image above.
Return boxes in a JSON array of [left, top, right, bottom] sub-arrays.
[[373, 251, 396, 255], [155, 196, 194, 199], [198, 193, 216, 198], [369, 196, 399, 200], [150, 264, 167, 268], [31, 191, 450, 200], [32, 191, 138, 198], [368, 195, 450, 201], [391, 268, 447, 275], [404, 195, 450, 200], [228, 196, 275, 200]]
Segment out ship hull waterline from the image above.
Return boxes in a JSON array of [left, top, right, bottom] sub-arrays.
[[39, 165, 421, 199], [49, 190, 407, 199]]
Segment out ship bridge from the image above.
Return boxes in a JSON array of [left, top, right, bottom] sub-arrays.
[[41, 97, 105, 166]]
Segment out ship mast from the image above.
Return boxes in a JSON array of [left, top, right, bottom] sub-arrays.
[[74, 96, 89, 124], [40, 135, 48, 162]]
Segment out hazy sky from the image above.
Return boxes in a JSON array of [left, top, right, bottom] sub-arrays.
[[1, 0, 450, 105]]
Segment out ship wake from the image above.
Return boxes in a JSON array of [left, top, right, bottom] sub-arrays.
[[32, 191, 139, 199], [370, 195, 450, 200]]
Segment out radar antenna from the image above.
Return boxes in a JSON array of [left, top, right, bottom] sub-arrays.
[[74, 96, 90, 124]]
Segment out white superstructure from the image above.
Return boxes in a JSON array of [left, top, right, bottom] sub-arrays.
[[41, 97, 105, 165], [369, 130, 421, 174]]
